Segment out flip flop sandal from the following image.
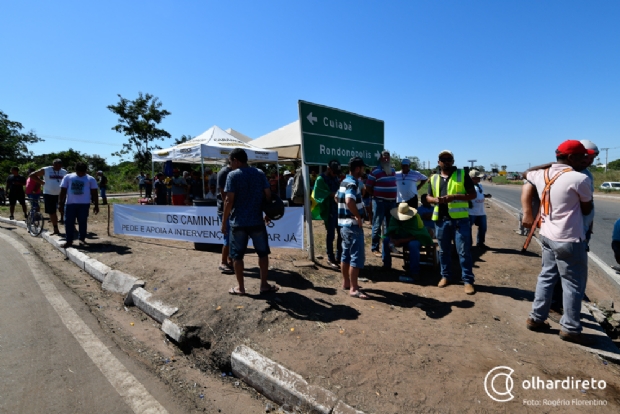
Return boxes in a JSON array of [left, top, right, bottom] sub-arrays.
[[228, 287, 245, 296], [259, 285, 280, 294], [349, 290, 368, 299]]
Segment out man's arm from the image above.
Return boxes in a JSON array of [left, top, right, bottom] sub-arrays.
[[29, 168, 46, 186], [90, 188, 99, 214], [522, 162, 554, 179], [345, 196, 363, 227], [58, 187, 68, 216], [580, 200, 593, 216], [221, 191, 235, 233], [520, 182, 536, 229], [416, 179, 428, 191]]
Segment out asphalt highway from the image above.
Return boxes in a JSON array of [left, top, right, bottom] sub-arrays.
[[485, 183, 620, 272]]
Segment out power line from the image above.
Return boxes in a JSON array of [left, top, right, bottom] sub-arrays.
[[39, 135, 118, 147]]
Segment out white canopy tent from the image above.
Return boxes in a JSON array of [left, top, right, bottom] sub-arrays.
[[153, 125, 278, 163], [251, 120, 301, 160], [152, 125, 279, 198]]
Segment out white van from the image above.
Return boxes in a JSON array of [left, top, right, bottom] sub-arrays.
[[600, 182, 620, 190]]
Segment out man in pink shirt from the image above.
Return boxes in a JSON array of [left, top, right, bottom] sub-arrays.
[[521, 140, 593, 345]]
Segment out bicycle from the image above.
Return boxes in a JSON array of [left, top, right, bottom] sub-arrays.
[[26, 195, 45, 237]]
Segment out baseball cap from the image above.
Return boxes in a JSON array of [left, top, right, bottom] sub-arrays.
[[53, 158, 62, 164], [283, 170, 291, 176], [580, 139, 599, 155], [469, 169, 483, 178], [328, 160, 341, 173], [556, 140, 588, 156], [438, 150, 454, 159], [349, 157, 367, 169], [97, 170, 103, 174], [401, 158, 411, 165]]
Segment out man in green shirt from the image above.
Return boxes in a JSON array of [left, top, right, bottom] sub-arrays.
[[382, 202, 433, 283]]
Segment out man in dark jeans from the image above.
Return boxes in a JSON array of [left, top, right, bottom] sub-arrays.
[[222, 149, 278, 295], [313, 160, 343, 269], [6, 166, 27, 220]]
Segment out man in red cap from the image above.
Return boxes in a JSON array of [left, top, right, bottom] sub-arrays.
[[521, 140, 593, 345]]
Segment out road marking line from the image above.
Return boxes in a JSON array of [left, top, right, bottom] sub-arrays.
[[0, 233, 168, 414]]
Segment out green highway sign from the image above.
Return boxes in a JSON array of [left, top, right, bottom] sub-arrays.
[[298, 100, 384, 166]]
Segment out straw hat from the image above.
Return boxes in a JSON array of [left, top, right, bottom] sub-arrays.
[[390, 202, 417, 221]]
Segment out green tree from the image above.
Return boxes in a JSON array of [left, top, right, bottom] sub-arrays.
[[607, 159, 620, 170], [0, 110, 43, 162], [475, 165, 486, 172], [174, 134, 193, 145], [107, 92, 171, 170]]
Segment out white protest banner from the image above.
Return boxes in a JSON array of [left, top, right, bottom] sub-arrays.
[[113, 205, 304, 249]]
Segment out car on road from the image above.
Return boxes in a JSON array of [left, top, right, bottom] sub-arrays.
[[600, 182, 620, 190]]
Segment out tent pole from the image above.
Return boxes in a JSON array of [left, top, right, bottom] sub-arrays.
[[302, 164, 315, 261], [201, 157, 206, 199], [276, 162, 280, 197]]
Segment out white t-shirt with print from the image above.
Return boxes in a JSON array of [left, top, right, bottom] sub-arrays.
[[469, 183, 486, 216], [43, 166, 68, 195], [61, 173, 98, 204]]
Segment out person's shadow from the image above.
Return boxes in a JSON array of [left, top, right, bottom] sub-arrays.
[[359, 288, 475, 319]]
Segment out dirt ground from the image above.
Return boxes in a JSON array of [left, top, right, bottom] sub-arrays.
[[5, 197, 620, 413]]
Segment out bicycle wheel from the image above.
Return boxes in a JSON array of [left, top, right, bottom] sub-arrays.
[[27, 210, 44, 237]]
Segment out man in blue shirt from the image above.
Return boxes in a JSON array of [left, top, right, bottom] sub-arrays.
[[337, 157, 368, 299], [222, 148, 279, 295]]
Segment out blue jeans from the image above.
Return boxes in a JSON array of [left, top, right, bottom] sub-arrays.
[[382, 237, 420, 276], [469, 215, 487, 245], [325, 210, 342, 262], [341, 225, 365, 269], [65, 203, 90, 242], [529, 236, 588, 334], [100, 187, 106, 199], [371, 198, 396, 251], [435, 218, 474, 284], [229, 225, 270, 260]]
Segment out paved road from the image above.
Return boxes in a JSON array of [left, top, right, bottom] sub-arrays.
[[486, 184, 620, 271], [0, 229, 184, 414]]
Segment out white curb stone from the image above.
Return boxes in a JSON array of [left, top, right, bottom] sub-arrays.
[[333, 400, 365, 414], [102, 269, 143, 295], [231, 345, 339, 414], [162, 319, 184, 342], [84, 258, 111, 282], [42, 232, 64, 250], [66, 248, 90, 270], [131, 288, 178, 323]]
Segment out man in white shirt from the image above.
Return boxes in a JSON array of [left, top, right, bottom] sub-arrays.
[[522, 140, 593, 346], [468, 170, 492, 249], [59, 162, 99, 248], [395, 159, 427, 208], [30, 158, 67, 235]]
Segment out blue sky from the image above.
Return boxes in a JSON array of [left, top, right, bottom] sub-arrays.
[[2, 0, 619, 171]]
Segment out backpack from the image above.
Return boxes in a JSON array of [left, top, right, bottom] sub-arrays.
[[292, 169, 305, 204]]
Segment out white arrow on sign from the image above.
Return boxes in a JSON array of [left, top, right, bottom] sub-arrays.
[[374, 150, 381, 159], [307, 112, 317, 125]]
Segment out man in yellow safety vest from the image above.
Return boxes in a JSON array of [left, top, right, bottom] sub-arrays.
[[427, 150, 478, 294]]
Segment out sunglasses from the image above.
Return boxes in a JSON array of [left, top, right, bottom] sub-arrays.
[[439, 158, 454, 162]]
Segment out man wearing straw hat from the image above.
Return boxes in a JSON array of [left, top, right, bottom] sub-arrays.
[[382, 202, 433, 283]]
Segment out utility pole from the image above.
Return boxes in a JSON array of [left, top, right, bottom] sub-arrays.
[[467, 159, 477, 169], [601, 148, 609, 173]]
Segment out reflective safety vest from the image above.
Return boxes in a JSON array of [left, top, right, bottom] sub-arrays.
[[431, 170, 469, 220]]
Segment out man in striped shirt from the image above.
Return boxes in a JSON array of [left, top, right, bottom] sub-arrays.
[[337, 157, 368, 299], [366, 150, 397, 256]]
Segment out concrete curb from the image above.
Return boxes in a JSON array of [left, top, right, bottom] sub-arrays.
[[2, 215, 364, 412], [131, 287, 178, 323], [231, 345, 364, 414]]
